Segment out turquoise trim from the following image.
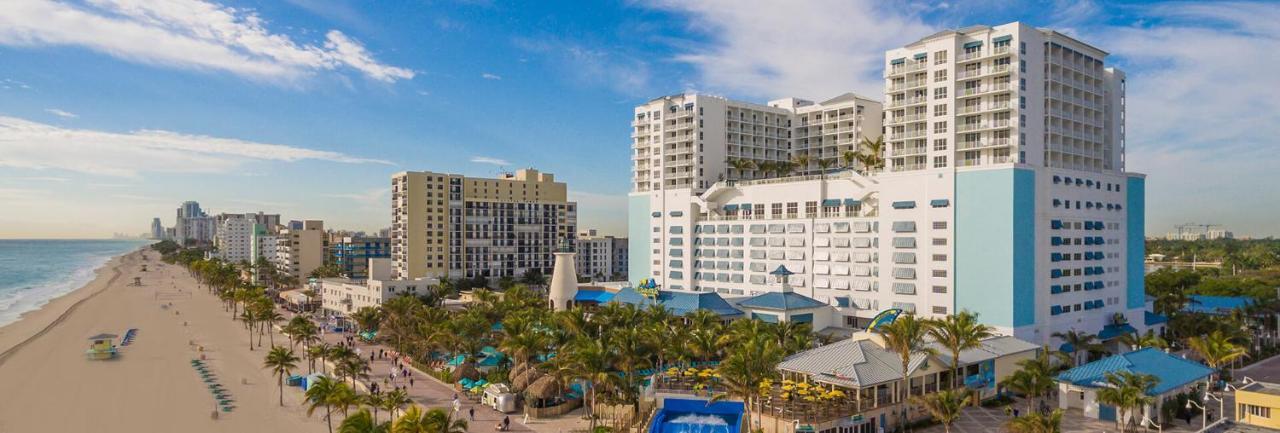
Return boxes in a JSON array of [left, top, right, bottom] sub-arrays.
[[843, 199, 861, 206], [628, 195, 652, 283], [956, 168, 1036, 328], [993, 35, 1013, 43], [1126, 177, 1146, 309], [890, 58, 905, 65], [913, 53, 927, 60], [930, 199, 950, 208], [964, 41, 983, 49], [892, 201, 916, 209]]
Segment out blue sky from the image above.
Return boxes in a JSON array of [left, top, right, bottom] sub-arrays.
[[0, 0, 1276, 238]]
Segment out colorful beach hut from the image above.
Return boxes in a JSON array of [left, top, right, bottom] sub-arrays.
[[86, 333, 118, 360]]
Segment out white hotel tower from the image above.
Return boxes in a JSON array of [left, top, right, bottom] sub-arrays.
[[628, 22, 1150, 346]]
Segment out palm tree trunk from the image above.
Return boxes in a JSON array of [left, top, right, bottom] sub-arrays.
[[247, 322, 254, 351], [278, 375, 284, 406], [325, 406, 333, 433]]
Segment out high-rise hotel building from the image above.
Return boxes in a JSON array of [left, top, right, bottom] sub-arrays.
[[391, 169, 577, 280], [628, 22, 1148, 345]]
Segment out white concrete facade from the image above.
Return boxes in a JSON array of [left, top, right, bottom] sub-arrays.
[[575, 230, 628, 281], [630, 22, 1149, 347], [215, 214, 256, 264]]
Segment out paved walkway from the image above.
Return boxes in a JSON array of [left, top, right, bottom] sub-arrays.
[[917, 397, 1218, 433], [289, 311, 588, 433]]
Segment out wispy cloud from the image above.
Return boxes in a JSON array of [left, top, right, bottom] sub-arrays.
[[470, 156, 510, 166], [0, 115, 391, 178], [322, 187, 389, 209], [15, 176, 70, 183], [644, 0, 932, 99], [481, 73, 502, 80], [44, 108, 77, 119], [0, 0, 414, 83], [513, 37, 652, 96]]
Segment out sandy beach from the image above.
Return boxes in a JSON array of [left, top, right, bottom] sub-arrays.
[[0, 248, 326, 432]]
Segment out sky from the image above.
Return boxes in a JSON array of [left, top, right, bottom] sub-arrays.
[[0, 0, 1277, 239]]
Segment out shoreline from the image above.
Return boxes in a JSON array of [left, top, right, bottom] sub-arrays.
[[0, 246, 139, 357]]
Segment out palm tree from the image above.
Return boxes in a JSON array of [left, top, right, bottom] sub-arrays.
[[381, 389, 412, 422], [1117, 330, 1168, 352], [564, 337, 612, 432], [352, 306, 384, 334], [1005, 350, 1058, 414], [912, 389, 972, 433], [261, 308, 285, 348], [422, 407, 468, 433], [840, 150, 860, 170], [791, 154, 811, 173], [726, 158, 757, 179], [774, 161, 797, 177], [306, 376, 346, 433], [1051, 330, 1101, 367], [713, 334, 783, 432], [1186, 330, 1249, 387], [927, 311, 994, 389], [391, 405, 429, 433], [875, 314, 937, 431], [815, 158, 836, 176], [264, 346, 300, 406], [1005, 409, 1064, 433], [363, 392, 386, 424], [856, 136, 885, 173], [339, 408, 390, 433], [1095, 371, 1157, 433]]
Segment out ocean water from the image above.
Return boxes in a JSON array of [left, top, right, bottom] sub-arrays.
[[0, 239, 149, 327]]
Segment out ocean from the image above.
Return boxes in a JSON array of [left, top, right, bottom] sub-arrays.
[[0, 239, 149, 327]]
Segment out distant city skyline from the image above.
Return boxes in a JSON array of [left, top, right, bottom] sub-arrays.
[[0, 1, 1277, 239]]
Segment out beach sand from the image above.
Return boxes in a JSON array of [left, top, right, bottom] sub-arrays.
[[0, 249, 327, 432]]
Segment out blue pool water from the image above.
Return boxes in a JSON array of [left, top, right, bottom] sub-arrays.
[[651, 399, 743, 433], [0, 239, 147, 326]]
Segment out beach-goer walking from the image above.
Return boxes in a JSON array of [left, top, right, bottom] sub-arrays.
[[469, 407, 475, 421]]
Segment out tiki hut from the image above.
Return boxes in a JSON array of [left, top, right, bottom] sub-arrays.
[[525, 374, 563, 405], [508, 361, 529, 382], [512, 368, 542, 392], [453, 362, 480, 382]]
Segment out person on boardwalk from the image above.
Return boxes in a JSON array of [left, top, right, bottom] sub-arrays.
[[469, 407, 475, 421]]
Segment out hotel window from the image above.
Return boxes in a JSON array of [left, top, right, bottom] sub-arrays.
[[934, 50, 947, 64], [934, 69, 948, 82], [932, 238, 948, 246], [932, 269, 947, 278], [933, 254, 947, 261], [934, 104, 948, 116], [934, 87, 948, 99], [933, 156, 948, 168], [805, 201, 818, 216], [934, 122, 948, 134], [932, 285, 947, 293], [933, 139, 948, 151], [932, 306, 947, 315], [933, 221, 948, 230], [771, 204, 782, 218], [786, 202, 798, 217]]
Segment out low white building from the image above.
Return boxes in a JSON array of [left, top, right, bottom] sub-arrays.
[[318, 258, 439, 316]]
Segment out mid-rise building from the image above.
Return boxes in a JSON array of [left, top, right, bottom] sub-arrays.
[[330, 236, 391, 279], [250, 223, 276, 284], [174, 201, 216, 244], [629, 22, 1148, 347], [214, 214, 256, 264], [318, 258, 439, 316], [575, 230, 628, 281], [150, 218, 164, 240], [391, 168, 577, 280], [276, 220, 327, 281]]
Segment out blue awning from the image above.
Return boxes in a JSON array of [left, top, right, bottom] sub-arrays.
[[993, 35, 1013, 43], [574, 289, 616, 303], [844, 199, 861, 206], [739, 203, 752, 209], [890, 57, 905, 65], [1059, 343, 1075, 353], [1144, 310, 1169, 326], [822, 199, 841, 207], [930, 199, 950, 208], [1098, 323, 1138, 340], [963, 41, 983, 49], [723, 204, 739, 211], [913, 53, 927, 60], [892, 201, 916, 209], [651, 212, 661, 217]]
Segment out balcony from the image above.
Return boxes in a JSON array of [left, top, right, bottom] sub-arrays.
[[889, 130, 927, 140], [894, 146, 928, 156], [887, 97, 927, 108]]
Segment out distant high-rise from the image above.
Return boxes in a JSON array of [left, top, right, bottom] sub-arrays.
[[391, 168, 577, 280], [150, 218, 164, 240], [174, 201, 215, 244]]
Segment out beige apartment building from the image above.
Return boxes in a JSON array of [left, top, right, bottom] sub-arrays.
[[391, 168, 577, 280], [275, 220, 327, 281]]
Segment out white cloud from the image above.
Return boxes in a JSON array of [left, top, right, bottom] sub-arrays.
[[470, 156, 511, 166], [0, 115, 390, 178], [645, 0, 933, 99], [322, 187, 389, 209], [16, 176, 70, 182], [481, 73, 502, 80], [0, 0, 414, 83], [44, 108, 77, 118]]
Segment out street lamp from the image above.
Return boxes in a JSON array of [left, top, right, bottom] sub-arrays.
[[1205, 392, 1225, 423], [1186, 399, 1207, 430], [1141, 415, 1162, 433]]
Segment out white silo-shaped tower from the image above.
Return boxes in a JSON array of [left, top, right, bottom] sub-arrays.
[[547, 240, 578, 311]]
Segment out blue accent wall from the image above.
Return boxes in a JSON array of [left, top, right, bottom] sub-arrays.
[[956, 168, 1036, 328], [1126, 176, 1146, 309], [627, 194, 651, 283]]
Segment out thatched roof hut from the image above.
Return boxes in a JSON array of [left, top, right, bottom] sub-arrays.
[[508, 361, 528, 381], [453, 362, 480, 382], [525, 374, 562, 400], [512, 368, 541, 391]]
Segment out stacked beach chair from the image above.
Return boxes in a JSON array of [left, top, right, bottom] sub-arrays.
[[191, 359, 235, 412]]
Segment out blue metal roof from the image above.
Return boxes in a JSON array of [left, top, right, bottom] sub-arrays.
[[1144, 310, 1169, 326], [611, 287, 743, 317], [1098, 323, 1138, 340], [1185, 295, 1253, 315], [769, 265, 794, 276], [574, 289, 616, 303], [738, 291, 827, 311], [1056, 348, 1214, 395]]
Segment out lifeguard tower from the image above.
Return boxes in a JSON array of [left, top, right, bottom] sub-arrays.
[[86, 333, 118, 360]]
